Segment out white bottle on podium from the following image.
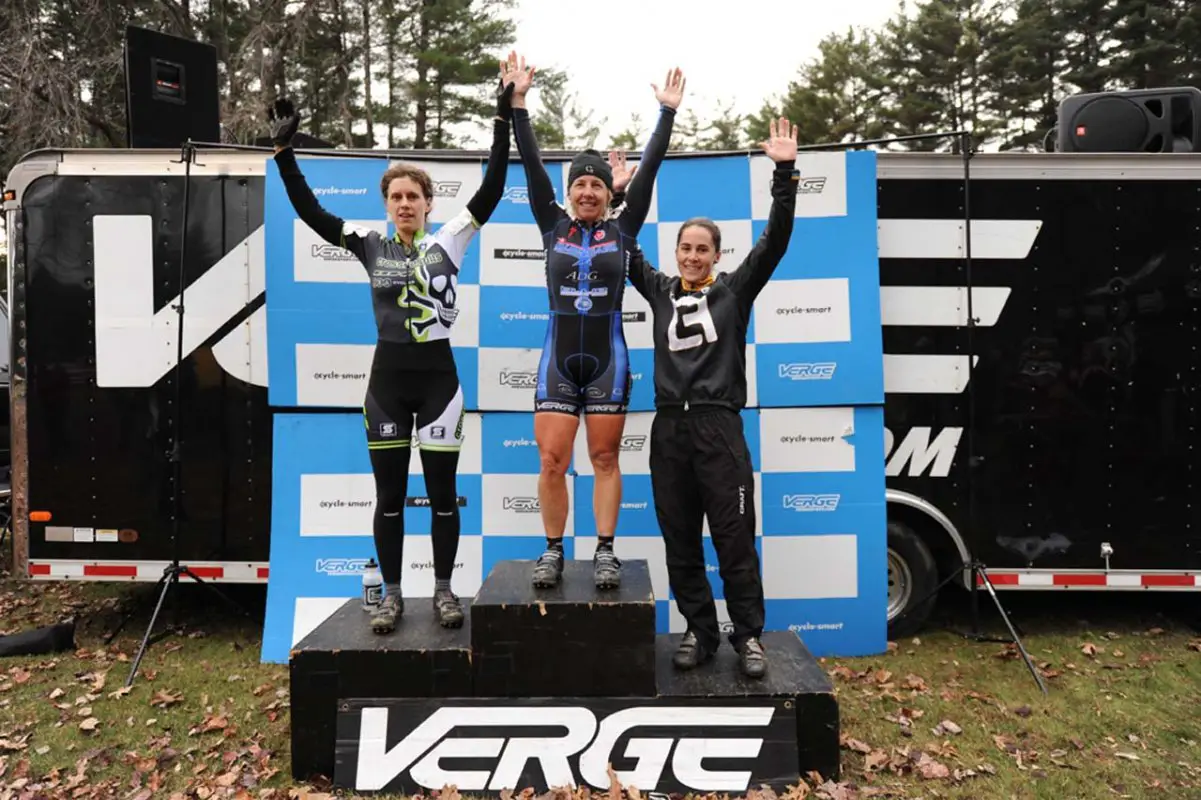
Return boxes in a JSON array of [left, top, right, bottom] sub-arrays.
[[361, 559, 382, 611]]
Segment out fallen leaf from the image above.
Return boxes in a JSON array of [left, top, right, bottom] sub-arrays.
[[841, 737, 872, 754], [150, 689, 182, 708], [863, 750, 890, 772], [1081, 642, 1099, 656], [917, 753, 951, 779], [79, 717, 99, 732]]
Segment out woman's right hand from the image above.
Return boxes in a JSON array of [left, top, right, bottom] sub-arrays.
[[268, 97, 300, 152]]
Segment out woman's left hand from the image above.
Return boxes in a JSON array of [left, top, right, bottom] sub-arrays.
[[652, 67, 686, 110], [759, 116, 798, 163]]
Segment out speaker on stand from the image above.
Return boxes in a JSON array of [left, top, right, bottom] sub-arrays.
[[1055, 86, 1201, 153], [115, 25, 252, 686], [123, 25, 220, 148]]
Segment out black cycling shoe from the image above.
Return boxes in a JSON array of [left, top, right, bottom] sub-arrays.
[[433, 589, 464, 628], [531, 546, 564, 588], [672, 631, 716, 670], [738, 637, 767, 679], [593, 546, 622, 589]]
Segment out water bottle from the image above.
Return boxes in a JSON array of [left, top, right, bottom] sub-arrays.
[[361, 558, 382, 611]]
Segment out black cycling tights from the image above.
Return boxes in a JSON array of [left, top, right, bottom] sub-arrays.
[[370, 447, 461, 584]]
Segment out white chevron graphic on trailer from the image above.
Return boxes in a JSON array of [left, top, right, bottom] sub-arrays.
[[878, 219, 1042, 260], [93, 215, 265, 388], [879, 218, 1041, 395]]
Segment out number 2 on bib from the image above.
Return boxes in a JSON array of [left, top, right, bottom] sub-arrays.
[[668, 294, 718, 351]]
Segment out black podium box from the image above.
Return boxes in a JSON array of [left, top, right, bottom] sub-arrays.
[[469, 558, 657, 697], [656, 631, 841, 783], [331, 628, 839, 795], [289, 598, 472, 782], [289, 559, 843, 796]]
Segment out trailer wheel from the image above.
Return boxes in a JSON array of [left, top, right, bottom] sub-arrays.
[[887, 519, 939, 639]]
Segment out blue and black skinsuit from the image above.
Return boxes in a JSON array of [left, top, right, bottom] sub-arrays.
[[509, 101, 675, 591], [268, 87, 512, 632]]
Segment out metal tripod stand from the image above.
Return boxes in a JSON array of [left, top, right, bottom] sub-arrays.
[[120, 140, 252, 688]]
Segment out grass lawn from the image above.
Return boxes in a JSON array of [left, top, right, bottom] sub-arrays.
[[1, 553, 1199, 800]]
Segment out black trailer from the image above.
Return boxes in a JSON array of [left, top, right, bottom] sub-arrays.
[[4, 146, 1199, 637]]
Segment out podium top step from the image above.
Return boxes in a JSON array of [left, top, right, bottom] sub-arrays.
[[474, 559, 655, 607]]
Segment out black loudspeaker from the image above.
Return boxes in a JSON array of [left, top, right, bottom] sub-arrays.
[[1056, 86, 1201, 153], [123, 25, 220, 148]]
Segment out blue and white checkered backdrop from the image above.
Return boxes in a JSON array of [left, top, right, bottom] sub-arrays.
[[259, 148, 887, 664]]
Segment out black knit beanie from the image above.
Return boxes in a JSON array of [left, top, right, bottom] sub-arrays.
[[567, 149, 613, 191]]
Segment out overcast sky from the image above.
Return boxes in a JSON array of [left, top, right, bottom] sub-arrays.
[[0, 0, 902, 250], [505, 0, 900, 144]]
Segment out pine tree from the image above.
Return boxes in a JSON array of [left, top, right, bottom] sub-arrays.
[[746, 26, 890, 148]]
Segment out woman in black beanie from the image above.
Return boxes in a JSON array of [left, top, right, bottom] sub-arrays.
[[501, 50, 685, 591]]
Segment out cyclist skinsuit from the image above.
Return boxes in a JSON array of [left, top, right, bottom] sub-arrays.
[[271, 99, 511, 633], [510, 103, 675, 590], [625, 157, 799, 679], [512, 104, 675, 416]]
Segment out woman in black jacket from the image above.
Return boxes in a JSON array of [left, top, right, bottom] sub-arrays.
[[625, 116, 800, 678]]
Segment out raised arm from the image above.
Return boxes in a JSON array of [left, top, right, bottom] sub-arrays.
[[464, 78, 516, 226], [504, 52, 564, 234], [268, 98, 375, 265], [433, 78, 516, 263], [726, 117, 801, 305], [617, 68, 686, 236]]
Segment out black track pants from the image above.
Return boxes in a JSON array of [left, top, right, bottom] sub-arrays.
[[649, 406, 765, 651]]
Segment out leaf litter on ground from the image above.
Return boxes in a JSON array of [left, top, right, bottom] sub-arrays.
[[2, 562, 1201, 798]]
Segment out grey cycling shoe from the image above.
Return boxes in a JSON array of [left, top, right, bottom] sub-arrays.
[[370, 593, 403, 634], [433, 589, 464, 628], [593, 545, 622, 589], [531, 546, 564, 588]]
